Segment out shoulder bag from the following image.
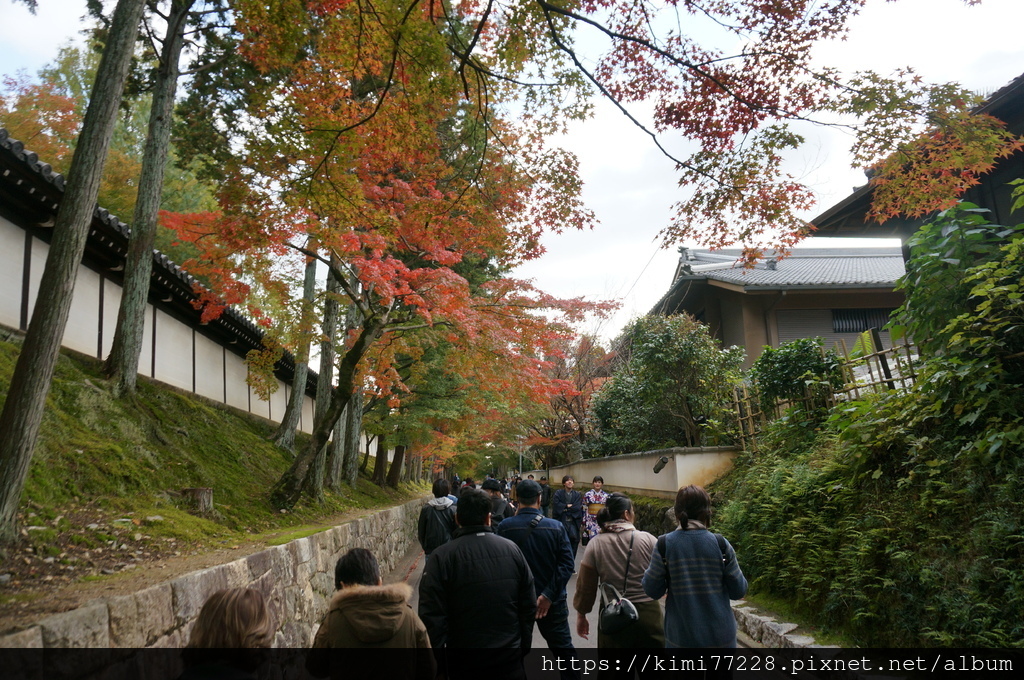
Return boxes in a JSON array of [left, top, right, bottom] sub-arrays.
[[599, 530, 639, 634]]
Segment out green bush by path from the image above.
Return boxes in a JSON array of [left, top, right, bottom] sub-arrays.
[[713, 414, 1024, 647]]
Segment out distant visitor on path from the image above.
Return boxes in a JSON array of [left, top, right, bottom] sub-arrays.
[[581, 475, 609, 546], [418, 478, 457, 556], [642, 485, 747, 648], [552, 475, 584, 561], [308, 548, 433, 679]]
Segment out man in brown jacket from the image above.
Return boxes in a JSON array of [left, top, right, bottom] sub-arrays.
[[308, 548, 434, 678]]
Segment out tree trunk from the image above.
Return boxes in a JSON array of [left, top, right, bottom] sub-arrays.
[[341, 272, 363, 487], [305, 438, 327, 504], [269, 317, 385, 509], [387, 443, 406, 488], [182, 487, 213, 514], [0, 0, 147, 544], [373, 433, 389, 486], [326, 408, 345, 492], [272, 249, 318, 450], [360, 434, 373, 474], [104, 0, 192, 395]]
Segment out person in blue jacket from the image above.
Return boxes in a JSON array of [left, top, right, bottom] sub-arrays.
[[642, 484, 747, 648]]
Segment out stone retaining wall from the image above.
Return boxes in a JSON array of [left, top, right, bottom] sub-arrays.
[[0, 499, 422, 649]]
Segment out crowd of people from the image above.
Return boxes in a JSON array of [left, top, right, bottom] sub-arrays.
[[178, 475, 746, 680]]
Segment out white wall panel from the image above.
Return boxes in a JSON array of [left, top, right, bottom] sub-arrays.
[[63, 266, 100, 357], [300, 395, 315, 434], [269, 378, 288, 421], [100, 278, 123, 358], [0, 218, 24, 329], [139, 304, 154, 377], [152, 310, 193, 391], [194, 332, 224, 401], [26, 237, 47, 322], [225, 350, 250, 412]]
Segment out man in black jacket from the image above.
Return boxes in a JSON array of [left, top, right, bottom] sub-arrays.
[[483, 478, 515, 525], [418, 489, 536, 680], [418, 479, 457, 556]]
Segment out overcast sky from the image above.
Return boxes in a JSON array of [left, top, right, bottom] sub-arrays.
[[4, 0, 1024, 342]]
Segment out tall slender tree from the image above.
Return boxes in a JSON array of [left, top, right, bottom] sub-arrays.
[[105, 0, 197, 394], [0, 0, 148, 544]]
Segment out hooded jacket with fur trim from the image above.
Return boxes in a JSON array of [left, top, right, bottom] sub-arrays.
[[312, 582, 431, 648], [307, 583, 434, 679]]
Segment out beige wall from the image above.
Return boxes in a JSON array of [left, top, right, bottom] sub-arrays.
[[549, 446, 738, 500]]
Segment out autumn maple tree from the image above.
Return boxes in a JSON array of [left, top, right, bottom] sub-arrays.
[[164, 0, 610, 507]]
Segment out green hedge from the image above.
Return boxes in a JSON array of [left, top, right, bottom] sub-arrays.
[[712, 415, 1024, 647]]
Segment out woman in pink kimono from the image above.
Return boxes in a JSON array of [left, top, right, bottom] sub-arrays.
[[581, 476, 609, 546]]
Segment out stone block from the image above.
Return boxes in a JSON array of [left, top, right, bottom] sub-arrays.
[[266, 544, 295, 585], [106, 593, 143, 648], [784, 633, 818, 648], [246, 547, 275, 581], [38, 601, 110, 648], [0, 626, 43, 648], [219, 558, 251, 589], [761, 621, 799, 647], [171, 565, 228, 627], [135, 583, 175, 645]]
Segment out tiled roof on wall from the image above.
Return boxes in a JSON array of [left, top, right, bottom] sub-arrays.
[[0, 128, 319, 396]]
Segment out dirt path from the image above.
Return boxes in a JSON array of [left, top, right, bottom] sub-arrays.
[[0, 507, 373, 635]]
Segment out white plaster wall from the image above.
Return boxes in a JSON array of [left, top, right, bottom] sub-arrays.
[[193, 332, 224, 402], [301, 394, 315, 434], [152, 310, 193, 391], [99, 279, 123, 359], [1, 227, 320, 432], [62, 266, 100, 357], [224, 350, 250, 412], [139, 304, 155, 378], [26, 236, 47, 323], [269, 378, 288, 421], [0, 217, 23, 329]]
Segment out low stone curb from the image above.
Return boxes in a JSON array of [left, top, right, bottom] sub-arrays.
[[732, 600, 838, 649]]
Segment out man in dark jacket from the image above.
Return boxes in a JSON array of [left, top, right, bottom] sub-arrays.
[[552, 475, 584, 561], [539, 476, 553, 517], [418, 489, 536, 680], [418, 479, 457, 555], [496, 480, 578, 679], [483, 478, 515, 525]]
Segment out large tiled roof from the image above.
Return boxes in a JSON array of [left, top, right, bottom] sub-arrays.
[[679, 247, 904, 289]]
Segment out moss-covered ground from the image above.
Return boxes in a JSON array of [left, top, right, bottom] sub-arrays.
[[0, 333, 427, 624]]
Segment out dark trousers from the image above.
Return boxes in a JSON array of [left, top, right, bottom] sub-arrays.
[[537, 600, 579, 680]]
